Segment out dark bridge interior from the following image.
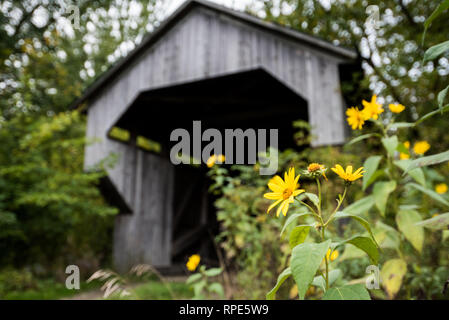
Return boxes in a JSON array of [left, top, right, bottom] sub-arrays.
[[111, 68, 308, 152]]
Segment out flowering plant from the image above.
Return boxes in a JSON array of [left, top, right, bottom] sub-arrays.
[[185, 254, 225, 299], [341, 89, 449, 298], [264, 163, 378, 300]]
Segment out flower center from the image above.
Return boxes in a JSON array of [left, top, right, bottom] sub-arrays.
[[308, 163, 321, 172], [282, 188, 293, 200]]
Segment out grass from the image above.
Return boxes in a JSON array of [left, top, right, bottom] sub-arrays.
[[1, 279, 100, 300], [0, 269, 192, 300], [131, 280, 192, 300]]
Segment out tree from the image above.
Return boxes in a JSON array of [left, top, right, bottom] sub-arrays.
[[253, 0, 449, 149]]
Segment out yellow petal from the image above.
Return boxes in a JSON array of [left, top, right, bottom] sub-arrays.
[[282, 201, 290, 216], [271, 175, 286, 186], [267, 199, 282, 213], [292, 189, 305, 197], [268, 182, 283, 193], [293, 174, 300, 188], [264, 192, 282, 200], [276, 201, 286, 217]]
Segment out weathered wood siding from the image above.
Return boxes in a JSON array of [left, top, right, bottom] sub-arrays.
[[85, 6, 351, 270]]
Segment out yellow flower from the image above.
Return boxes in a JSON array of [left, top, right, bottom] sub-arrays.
[[264, 167, 305, 217], [389, 103, 405, 114], [346, 107, 365, 130], [362, 95, 384, 120], [413, 141, 430, 155], [399, 152, 410, 160], [325, 249, 339, 262], [307, 163, 328, 180], [432, 213, 439, 218], [206, 154, 225, 167], [400, 141, 410, 159], [435, 183, 448, 194], [331, 164, 365, 182], [186, 254, 201, 272]]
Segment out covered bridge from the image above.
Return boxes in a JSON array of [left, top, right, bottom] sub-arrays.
[[71, 0, 357, 272]]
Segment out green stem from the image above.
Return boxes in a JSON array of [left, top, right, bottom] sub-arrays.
[[315, 178, 329, 290], [316, 178, 322, 216], [296, 199, 321, 219], [324, 186, 348, 227]]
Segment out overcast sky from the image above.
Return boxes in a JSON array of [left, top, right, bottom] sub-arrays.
[[164, 0, 255, 14]]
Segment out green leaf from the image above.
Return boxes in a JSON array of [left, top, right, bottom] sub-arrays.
[[373, 181, 397, 216], [423, 0, 449, 40], [209, 282, 224, 298], [362, 156, 382, 191], [374, 221, 401, 250], [193, 279, 207, 297], [346, 133, 377, 146], [291, 240, 331, 299], [381, 135, 398, 157], [322, 284, 370, 300], [396, 143, 409, 154], [266, 267, 291, 300], [438, 84, 449, 109], [424, 40, 449, 62], [416, 212, 449, 230], [204, 268, 222, 277], [304, 192, 319, 210], [396, 210, 424, 253], [404, 150, 449, 172], [381, 259, 407, 299], [344, 195, 375, 215], [186, 273, 202, 285], [408, 182, 449, 207], [312, 269, 342, 291], [341, 236, 379, 264], [339, 245, 365, 260], [394, 160, 426, 186], [280, 212, 311, 236], [333, 212, 378, 246], [289, 225, 311, 249]]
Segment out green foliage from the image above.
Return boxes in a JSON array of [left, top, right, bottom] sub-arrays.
[[210, 164, 289, 299], [0, 0, 160, 117], [418, 212, 449, 230], [0, 0, 161, 281], [290, 240, 331, 299], [380, 259, 407, 299], [259, 0, 449, 147], [186, 265, 224, 300], [0, 111, 117, 270], [322, 284, 370, 300], [208, 131, 363, 299], [266, 267, 291, 300]]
